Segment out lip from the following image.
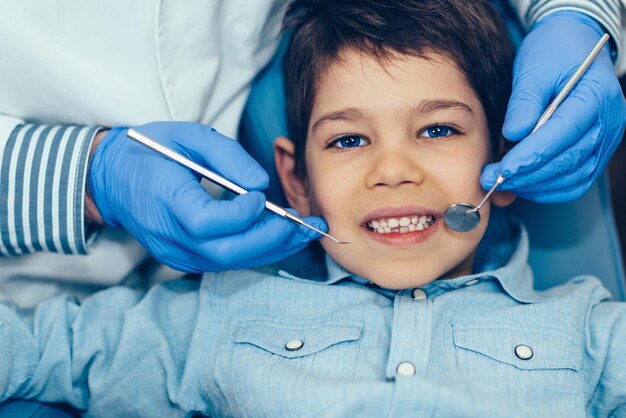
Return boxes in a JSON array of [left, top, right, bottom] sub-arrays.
[[360, 205, 441, 248]]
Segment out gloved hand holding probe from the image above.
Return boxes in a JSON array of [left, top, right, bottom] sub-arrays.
[[481, 11, 626, 203], [87, 122, 327, 273]]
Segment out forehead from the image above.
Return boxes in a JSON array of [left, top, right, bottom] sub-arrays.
[[310, 48, 483, 123]]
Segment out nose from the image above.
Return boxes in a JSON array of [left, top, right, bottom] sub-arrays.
[[365, 142, 425, 189]]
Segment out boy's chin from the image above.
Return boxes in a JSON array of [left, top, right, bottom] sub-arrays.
[[367, 274, 439, 290], [348, 260, 474, 290], [353, 266, 446, 290]]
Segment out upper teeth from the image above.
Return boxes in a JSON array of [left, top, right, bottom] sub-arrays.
[[366, 215, 435, 234]]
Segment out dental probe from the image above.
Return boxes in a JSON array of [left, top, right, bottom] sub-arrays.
[[126, 129, 350, 244], [443, 33, 610, 233]]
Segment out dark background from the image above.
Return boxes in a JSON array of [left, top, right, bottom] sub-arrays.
[[608, 75, 626, 272]]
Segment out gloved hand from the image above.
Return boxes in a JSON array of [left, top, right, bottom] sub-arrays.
[[88, 122, 326, 273], [481, 11, 626, 203]]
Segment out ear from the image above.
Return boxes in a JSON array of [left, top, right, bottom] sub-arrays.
[[491, 190, 516, 207], [273, 136, 312, 216]]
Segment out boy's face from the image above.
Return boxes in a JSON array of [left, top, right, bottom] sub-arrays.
[[276, 49, 513, 289]]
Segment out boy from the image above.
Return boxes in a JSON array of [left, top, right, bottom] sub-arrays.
[[1, 0, 624, 416]]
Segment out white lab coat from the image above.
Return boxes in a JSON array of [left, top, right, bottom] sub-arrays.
[[0, 0, 286, 133], [0, 0, 287, 306]]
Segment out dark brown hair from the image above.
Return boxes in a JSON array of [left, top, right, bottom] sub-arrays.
[[282, 0, 514, 177]]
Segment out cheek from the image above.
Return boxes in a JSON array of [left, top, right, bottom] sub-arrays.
[[449, 164, 485, 197], [425, 140, 490, 201], [305, 151, 360, 220], [307, 173, 352, 222]]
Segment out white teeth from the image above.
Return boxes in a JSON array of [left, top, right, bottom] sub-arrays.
[[366, 215, 435, 234]]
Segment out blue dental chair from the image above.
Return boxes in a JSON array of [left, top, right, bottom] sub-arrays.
[[2, 6, 624, 418]]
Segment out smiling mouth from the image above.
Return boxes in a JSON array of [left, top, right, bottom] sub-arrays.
[[365, 215, 436, 234]]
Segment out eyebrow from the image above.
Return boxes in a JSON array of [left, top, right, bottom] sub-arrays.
[[310, 99, 475, 135], [310, 107, 368, 135], [416, 99, 474, 116]]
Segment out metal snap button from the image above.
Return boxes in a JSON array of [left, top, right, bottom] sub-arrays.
[[396, 361, 416, 376], [285, 339, 304, 351], [412, 289, 427, 300], [515, 344, 533, 360], [464, 279, 479, 286]]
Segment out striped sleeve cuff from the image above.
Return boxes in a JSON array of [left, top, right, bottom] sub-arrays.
[[526, 0, 622, 62], [0, 123, 100, 256]]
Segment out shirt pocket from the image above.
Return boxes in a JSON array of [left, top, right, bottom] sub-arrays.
[[228, 319, 364, 417], [452, 322, 583, 411], [235, 320, 362, 359]]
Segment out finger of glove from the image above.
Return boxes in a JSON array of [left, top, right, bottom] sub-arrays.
[[507, 151, 597, 195], [155, 252, 205, 274], [482, 155, 593, 200], [171, 182, 266, 238], [193, 213, 324, 270], [480, 161, 503, 190], [480, 106, 599, 191], [497, 88, 598, 179], [596, 98, 626, 161], [231, 215, 329, 267], [238, 214, 328, 267], [495, 123, 601, 191], [503, 61, 554, 142], [502, 12, 609, 142], [158, 246, 311, 274], [184, 126, 269, 190], [193, 212, 325, 267], [513, 177, 594, 203], [143, 235, 208, 273]]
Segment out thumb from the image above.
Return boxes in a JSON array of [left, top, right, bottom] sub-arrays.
[[502, 64, 552, 142], [480, 162, 501, 190]]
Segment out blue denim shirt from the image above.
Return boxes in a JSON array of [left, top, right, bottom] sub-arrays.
[[0, 221, 625, 417]]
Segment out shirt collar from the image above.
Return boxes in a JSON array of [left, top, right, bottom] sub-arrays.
[[324, 252, 354, 284]]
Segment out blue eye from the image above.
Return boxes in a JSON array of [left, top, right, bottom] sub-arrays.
[[419, 125, 457, 139], [330, 135, 369, 148]]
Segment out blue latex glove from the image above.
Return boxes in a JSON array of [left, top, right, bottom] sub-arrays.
[[482, 11, 626, 203], [88, 122, 326, 273]]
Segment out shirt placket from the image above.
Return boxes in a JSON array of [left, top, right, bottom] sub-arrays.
[[384, 287, 436, 416]]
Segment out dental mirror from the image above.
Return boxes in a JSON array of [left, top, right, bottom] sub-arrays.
[[444, 34, 609, 233]]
